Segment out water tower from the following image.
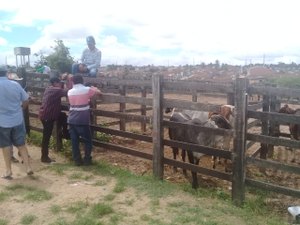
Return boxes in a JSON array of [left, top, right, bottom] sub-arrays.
[[14, 47, 31, 68]]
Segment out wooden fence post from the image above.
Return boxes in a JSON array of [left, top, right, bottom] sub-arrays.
[[54, 122, 62, 151], [260, 95, 270, 160], [90, 96, 97, 138], [227, 93, 235, 105], [141, 86, 147, 133], [19, 69, 31, 136], [119, 85, 126, 131], [232, 77, 248, 206], [152, 74, 164, 179], [192, 91, 197, 102], [268, 92, 279, 158]]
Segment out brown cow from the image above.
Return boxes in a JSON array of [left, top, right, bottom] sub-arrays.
[[278, 104, 300, 163]]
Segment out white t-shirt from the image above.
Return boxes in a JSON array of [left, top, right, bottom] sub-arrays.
[[43, 65, 51, 74]]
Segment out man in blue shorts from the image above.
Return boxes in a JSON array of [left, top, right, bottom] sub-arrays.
[[0, 65, 33, 179]]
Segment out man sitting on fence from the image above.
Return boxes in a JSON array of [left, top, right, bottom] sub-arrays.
[[71, 36, 101, 77]]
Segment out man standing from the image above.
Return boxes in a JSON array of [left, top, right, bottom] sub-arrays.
[[0, 65, 33, 179], [67, 75, 101, 166], [39, 73, 68, 163], [71, 36, 101, 77]]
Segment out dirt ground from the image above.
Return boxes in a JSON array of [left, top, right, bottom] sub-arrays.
[[0, 133, 299, 224], [0, 145, 200, 225]]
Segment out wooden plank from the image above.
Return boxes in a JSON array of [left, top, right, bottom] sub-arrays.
[[152, 75, 164, 179], [260, 95, 269, 160], [91, 125, 152, 143], [103, 79, 152, 88], [164, 139, 232, 159], [232, 77, 248, 206], [163, 158, 232, 181], [163, 120, 233, 136], [163, 80, 234, 94], [246, 141, 257, 150], [141, 87, 147, 133], [250, 147, 261, 158], [93, 140, 152, 160], [163, 98, 221, 112], [248, 85, 300, 99], [119, 85, 126, 131], [247, 133, 300, 149], [29, 126, 43, 133], [248, 102, 262, 111], [245, 178, 300, 198], [94, 110, 151, 123], [101, 93, 152, 106], [246, 157, 300, 174], [247, 119, 261, 129], [248, 110, 300, 124]]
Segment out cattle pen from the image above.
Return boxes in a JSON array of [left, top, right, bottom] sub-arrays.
[[21, 70, 300, 206]]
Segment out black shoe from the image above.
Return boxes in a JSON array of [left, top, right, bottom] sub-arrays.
[[11, 156, 19, 163], [83, 160, 92, 166], [41, 158, 56, 163], [74, 161, 83, 166]]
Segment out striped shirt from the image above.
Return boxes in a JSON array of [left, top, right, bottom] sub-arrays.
[[39, 86, 67, 121], [67, 84, 99, 125]]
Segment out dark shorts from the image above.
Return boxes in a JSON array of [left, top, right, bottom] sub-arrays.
[[0, 123, 26, 148]]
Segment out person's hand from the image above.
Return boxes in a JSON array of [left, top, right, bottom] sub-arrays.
[[79, 64, 88, 73]]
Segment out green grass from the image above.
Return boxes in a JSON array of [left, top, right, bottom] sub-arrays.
[[66, 201, 89, 214], [4, 184, 52, 202], [0, 219, 8, 225], [50, 205, 62, 215], [20, 214, 37, 225], [89, 202, 114, 218]]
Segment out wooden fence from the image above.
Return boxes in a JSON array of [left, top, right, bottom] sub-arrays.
[[22, 71, 300, 206]]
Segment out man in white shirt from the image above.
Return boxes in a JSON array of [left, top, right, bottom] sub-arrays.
[[71, 36, 101, 77]]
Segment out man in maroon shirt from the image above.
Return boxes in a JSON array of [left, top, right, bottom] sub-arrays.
[[39, 74, 68, 163]]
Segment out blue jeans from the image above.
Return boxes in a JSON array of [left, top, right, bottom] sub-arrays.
[[71, 63, 97, 77], [68, 124, 93, 164]]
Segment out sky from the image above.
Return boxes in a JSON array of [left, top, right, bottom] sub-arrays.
[[1, 0, 300, 67]]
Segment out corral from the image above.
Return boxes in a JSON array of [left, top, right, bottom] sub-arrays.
[[21, 70, 300, 207]]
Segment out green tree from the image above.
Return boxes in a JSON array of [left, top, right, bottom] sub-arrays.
[[46, 40, 74, 73]]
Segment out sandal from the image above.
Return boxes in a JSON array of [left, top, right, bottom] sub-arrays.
[[27, 171, 34, 176], [1, 174, 13, 180]]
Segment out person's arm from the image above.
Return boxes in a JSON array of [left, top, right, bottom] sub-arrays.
[[89, 86, 102, 97], [22, 100, 29, 110]]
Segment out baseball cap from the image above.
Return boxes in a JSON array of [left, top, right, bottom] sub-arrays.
[[86, 36, 95, 45], [49, 76, 61, 84], [0, 65, 8, 72]]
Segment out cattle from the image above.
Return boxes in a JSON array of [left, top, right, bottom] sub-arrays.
[[168, 111, 231, 188], [278, 104, 300, 163], [166, 105, 234, 173]]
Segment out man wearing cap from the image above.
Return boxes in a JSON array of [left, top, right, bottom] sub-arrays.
[[0, 65, 33, 179], [71, 36, 102, 77]]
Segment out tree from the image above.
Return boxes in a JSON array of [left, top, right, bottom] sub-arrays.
[[46, 40, 74, 73]]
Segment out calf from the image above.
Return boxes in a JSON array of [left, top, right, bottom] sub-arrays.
[[166, 105, 234, 171], [169, 112, 231, 188]]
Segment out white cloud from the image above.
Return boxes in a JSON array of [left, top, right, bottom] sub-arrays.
[[1, 0, 300, 66]]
